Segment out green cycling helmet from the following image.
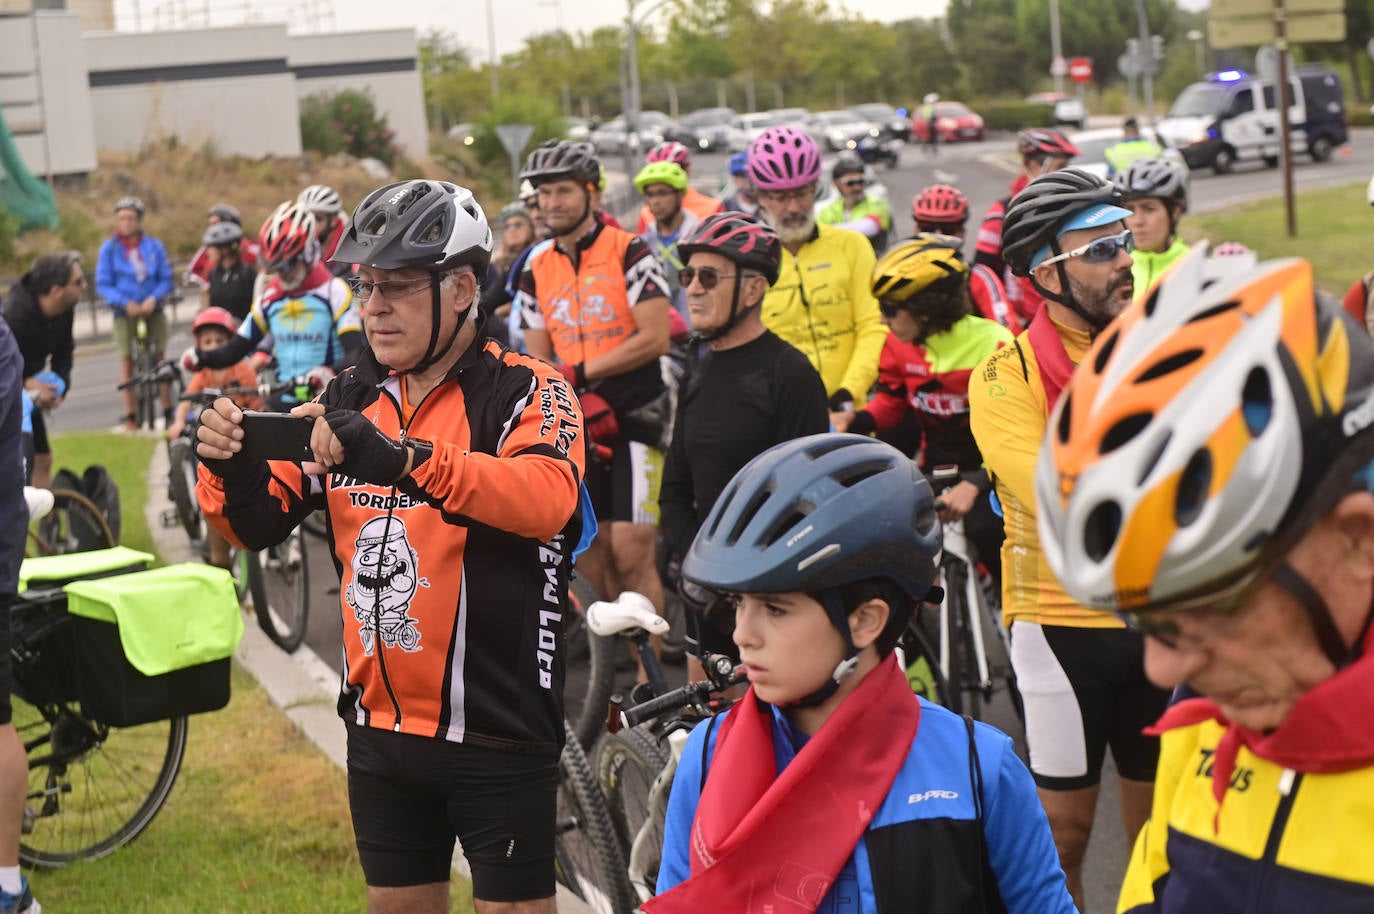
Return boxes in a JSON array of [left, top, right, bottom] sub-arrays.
[[634, 161, 689, 194]]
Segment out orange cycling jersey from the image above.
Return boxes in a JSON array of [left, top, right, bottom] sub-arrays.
[[198, 333, 588, 754], [516, 219, 669, 412]]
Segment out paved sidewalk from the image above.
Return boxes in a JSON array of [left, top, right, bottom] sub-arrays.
[[143, 443, 593, 912]]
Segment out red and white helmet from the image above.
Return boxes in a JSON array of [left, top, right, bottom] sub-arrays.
[[191, 306, 239, 336], [259, 202, 319, 270], [646, 141, 693, 173]]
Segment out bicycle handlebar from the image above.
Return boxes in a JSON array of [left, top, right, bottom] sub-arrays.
[[117, 360, 178, 391], [620, 653, 745, 729]]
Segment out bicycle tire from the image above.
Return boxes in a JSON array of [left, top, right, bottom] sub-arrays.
[[15, 696, 187, 868], [565, 604, 618, 753], [253, 527, 310, 653], [901, 613, 951, 707], [598, 724, 669, 854], [944, 561, 983, 719], [555, 720, 636, 914], [29, 489, 116, 557], [166, 438, 204, 542]]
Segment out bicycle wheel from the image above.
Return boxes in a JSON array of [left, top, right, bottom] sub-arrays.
[[901, 613, 950, 707], [565, 599, 617, 753], [29, 489, 115, 556], [15, 696, 187, 868], [944, 561, 983, 720], [252, 527, 310, 653], [166, 438, 204, 542], [555, 721, 635, 914], [598, 725, 670, 900]]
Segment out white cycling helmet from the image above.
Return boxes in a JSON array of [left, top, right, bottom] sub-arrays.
[[1366, 169, 1374, 206], [298, 184, 343, 216]]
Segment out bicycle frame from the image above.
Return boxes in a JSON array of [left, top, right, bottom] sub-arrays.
[[937, 513, 995, 695]]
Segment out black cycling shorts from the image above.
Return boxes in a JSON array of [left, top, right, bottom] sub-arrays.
[[583, 439, 663, 525], [29, 407, 49, 456], [1010, 622, 1170, 790], [345, 723, 559, 901]]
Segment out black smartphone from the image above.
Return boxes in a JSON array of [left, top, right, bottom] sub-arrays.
[[237, 412, 316, 463]]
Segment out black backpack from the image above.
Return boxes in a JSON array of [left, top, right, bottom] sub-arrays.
[[51, 464, 122, 546]]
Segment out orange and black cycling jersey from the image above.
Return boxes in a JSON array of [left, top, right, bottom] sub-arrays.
[[198, 327, 587, 755], [515, 219, 670, 414]]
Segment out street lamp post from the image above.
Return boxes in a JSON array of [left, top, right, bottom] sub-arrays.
[[1049, 0, 1064, 95], [1132, 0, 1154, 123], [485, 0, 500, 102], [1187, 29, 1205, 77], [623, 0, 675, 178]]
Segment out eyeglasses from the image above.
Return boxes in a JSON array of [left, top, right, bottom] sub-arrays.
[[1114, 562, 1271, 651], [679, 266, 738, 291], [756, 186, 815, 205], [839, 179, 865, 189], [1038, 229, 1135, 269], [351, 277, 436, 302]]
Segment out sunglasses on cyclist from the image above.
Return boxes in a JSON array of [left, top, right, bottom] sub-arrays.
[[877, 299, 909, 318], [1038, 229, 1134, 269], [679, 266, 738, 291], [839, 178, 865, 189], [263, 256, 303, 275]]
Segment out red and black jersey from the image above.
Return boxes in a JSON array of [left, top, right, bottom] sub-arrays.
[[197, 328, 587, 755]]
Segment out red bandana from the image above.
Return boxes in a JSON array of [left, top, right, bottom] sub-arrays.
[[643, 656, 919, 914], [1026, 304, 1076, 413], [1148, 623, 1374, 829]]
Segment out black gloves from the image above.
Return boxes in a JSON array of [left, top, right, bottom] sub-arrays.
[[324, 408, 421, 486], [828, 387, 855, 412]]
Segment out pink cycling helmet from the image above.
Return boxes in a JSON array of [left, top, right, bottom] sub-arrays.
[[646, 140, 693, 173], [748, 126, 822, 192]]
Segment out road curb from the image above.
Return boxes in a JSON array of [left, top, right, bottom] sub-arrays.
[[142, 444, 592, 911]]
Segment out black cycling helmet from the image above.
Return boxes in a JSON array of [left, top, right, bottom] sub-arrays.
[[114, 196, 145, 218], [1114, 157, 1189, 214], [335, 180, 494, 374], [519, 140, 600, 189], [684, 434, 941, 704], [202, 220, 243, 248], [831, 153, 865, 181], [208, 202, 243, 226], [1002, 167, 1123, 278]]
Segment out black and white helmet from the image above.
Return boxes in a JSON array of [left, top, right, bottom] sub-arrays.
[[333, 180, 493, 276], [297, 184, 343, 216], [114, 196, 145, 218], [1114, 157, 1188, 214]]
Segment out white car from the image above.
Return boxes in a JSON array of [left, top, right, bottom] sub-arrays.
[[806, 110, 882, 152], [1028, 92, 1086, 129], [1068, 127, 1190, 182], [727, 111, 785, 153]]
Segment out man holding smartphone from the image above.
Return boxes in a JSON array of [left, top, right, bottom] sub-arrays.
[[194, 180, 587, 914]]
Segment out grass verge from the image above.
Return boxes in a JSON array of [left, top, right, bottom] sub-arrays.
[[1185, 181, 1369, 297], [34, 432, 477, 911]]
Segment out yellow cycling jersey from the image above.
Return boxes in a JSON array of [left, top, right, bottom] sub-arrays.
[[761, 223, 887, 402], [1119, 717, 1374, 913], [967, 313, 1123, 628]]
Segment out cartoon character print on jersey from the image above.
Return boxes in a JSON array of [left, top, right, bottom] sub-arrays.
[[345, 515, 429, 654]]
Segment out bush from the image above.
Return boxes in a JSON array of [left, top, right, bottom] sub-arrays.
[[1348, 105, 1374, 128], [471, 93, 567, 174], [300, 90, 399, 166], [980, 101, 1058, 132]]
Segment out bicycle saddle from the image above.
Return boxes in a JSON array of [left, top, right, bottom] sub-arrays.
[[586, 591, 670, 638], [23, 486, 53, 522]]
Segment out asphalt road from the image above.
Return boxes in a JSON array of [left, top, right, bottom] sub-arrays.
[[53, 130, 1374, 913]]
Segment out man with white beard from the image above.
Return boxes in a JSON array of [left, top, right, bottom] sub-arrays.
[[748, 126, 887, 423]]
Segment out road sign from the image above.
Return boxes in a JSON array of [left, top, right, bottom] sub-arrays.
[[495, 123, 535, 160], [1256, 44, 1279, 82], [1118, 53, 1140, 78], [1211, 0, 1342, 15], [496, 123, 536, 196], [1050, 55, 1067, 77], [1209, 12, 1345, 48], [1068, 57, 1093, 84]]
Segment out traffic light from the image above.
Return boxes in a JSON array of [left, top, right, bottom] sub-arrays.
[[1150, 34, 1166, 62], [1126, 37, 1141, 59]]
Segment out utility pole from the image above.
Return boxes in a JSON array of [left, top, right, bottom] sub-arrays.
[[1132, 0, 1154, 122], [485, 0, 500, 102], [1049, 0, 1064, 95]]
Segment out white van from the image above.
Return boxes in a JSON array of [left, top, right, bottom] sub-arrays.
[[1155, 66, 1347, 174]]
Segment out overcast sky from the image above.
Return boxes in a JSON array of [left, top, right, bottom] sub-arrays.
[[114, 0, 1208, 58]]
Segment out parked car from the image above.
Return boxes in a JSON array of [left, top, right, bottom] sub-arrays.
[[768, 107, 810, 125], [727, 111, 784, 153], [590, 110, 673, 156], [446, 122, 477, 146], [910, 101, 985, 143], [1027, 92, 1086, 129], [850, 102, 912, 142], [674, 107, 738, 151], [806, 109, 881, 152], [563, 116, 590, 142], [1068, 127, 1190, 181]]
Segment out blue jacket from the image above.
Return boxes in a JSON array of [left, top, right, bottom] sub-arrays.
[[659, 697, 1076, 914], [0, 314, 27, 596], [95, 234, 173, 313]]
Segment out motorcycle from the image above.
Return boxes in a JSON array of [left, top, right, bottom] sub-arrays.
[[851, 133, 901, 170]]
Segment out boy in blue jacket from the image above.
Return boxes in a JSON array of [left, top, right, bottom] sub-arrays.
[[649, 434, 1076, 914], [95, 195, 173, 430]]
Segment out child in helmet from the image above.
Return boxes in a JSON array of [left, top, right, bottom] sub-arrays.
[[168, 306, 263, 566], [650, 434, 1075, 914]]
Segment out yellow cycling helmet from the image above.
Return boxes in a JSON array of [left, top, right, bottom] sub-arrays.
[[633, 161, 689, 195], [870, 233, 969, 305]]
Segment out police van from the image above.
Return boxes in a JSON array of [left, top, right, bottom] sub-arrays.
[[1155, 65, 1347, 174]]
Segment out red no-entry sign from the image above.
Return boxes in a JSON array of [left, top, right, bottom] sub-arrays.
[[1069, 57, 1093, 84]]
